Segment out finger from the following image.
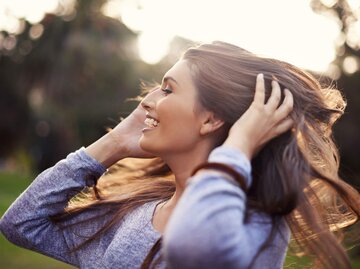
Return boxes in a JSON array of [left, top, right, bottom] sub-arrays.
[[266, 80, 281, 110], [272, 117, 294, 136], [274, 89, 294, 120], [253, 73, 265, 104]]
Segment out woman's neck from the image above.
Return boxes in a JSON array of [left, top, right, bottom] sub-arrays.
[[160, 142, 214, 210]]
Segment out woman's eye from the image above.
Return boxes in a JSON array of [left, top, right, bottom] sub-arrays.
[[161, 87, 172, 95]]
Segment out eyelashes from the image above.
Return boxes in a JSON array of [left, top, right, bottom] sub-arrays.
[[161, 87, 172, 95]]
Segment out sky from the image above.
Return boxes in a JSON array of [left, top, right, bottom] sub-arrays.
[[0, 0, 358, 73]]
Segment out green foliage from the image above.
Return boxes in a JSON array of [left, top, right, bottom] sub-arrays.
[[0, 3, 144, 172]]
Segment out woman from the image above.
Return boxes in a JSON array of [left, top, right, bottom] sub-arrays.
[[1, 41, 359, 269]]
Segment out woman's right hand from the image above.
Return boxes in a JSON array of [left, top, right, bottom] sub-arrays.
[[85, 102, 155, 168], [108, 103, 155, 159]]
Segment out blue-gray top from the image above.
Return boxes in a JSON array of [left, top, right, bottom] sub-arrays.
[[0, 145, 290, 268]]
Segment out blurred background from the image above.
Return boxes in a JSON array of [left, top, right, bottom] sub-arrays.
[[0, 0, 359, 268]]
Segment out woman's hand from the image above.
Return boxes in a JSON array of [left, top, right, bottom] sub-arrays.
[[109, 103, 155, 159], [85, 102, 154, 167], [223, 73, 294, 160]]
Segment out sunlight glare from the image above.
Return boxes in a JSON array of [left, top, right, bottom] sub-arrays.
[[105, 0, 340, 72], [347, 0, 360, 10], [0, 0, 343, 72], [138, 31, 173, 64], [0, 0, 58, 23], [343, 56, 359, 74]]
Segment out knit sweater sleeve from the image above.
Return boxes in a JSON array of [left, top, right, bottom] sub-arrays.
[[0, 148, 107, 267], [163, 145, 289, 269]]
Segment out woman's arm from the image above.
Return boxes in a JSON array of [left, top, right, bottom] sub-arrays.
[[0, 148, 106, 266], [163, 75, 293, 268], [163, 147, 290, 269], [0, 103, 152, 266]]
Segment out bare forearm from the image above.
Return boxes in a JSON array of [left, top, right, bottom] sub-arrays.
[[85, 132, 128, 168]]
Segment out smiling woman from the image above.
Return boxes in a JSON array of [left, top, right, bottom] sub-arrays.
[[0, 41, 359, 269], [140, 60, 208, 157]]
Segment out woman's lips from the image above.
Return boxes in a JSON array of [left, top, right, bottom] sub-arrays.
[[143, 114, 160, 132]]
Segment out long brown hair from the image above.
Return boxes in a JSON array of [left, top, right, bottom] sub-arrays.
[[51, 41, 360, 269]]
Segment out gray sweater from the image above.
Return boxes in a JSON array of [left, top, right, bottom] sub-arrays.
[[0, 145, 290, 268]]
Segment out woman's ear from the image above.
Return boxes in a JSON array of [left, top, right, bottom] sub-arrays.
[[200, 112, 225, 136]]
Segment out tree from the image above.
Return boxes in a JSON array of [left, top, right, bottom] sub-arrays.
[[0, 0, 141, 171], [311, 0, 360, 188]]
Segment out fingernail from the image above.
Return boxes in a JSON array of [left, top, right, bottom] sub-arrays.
[[258, 73, 264, 79]]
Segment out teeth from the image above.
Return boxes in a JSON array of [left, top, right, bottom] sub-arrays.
[[144, 117, 159, 127]]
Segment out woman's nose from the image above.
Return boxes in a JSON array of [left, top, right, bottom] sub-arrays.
[[140, 94, 156, 111]]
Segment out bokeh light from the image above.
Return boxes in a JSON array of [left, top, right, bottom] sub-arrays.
[[103, 0, 340, 72]]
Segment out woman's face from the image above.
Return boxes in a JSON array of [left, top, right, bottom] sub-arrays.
[[139, 60, 206, 156]]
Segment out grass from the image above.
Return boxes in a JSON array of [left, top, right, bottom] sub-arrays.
[[0, 171, 359, 268], [0, 172, 75, 269]]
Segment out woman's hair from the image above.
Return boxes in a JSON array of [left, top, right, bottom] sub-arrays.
[[51, 41, 360, 269]]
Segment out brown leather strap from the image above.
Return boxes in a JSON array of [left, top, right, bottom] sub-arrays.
[[191, 162, 247, 192]]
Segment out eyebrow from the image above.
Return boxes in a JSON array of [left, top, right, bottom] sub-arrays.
[[163, 76, 179, 86]]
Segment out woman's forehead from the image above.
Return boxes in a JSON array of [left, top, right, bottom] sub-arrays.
[[162, 60, 191, 86]]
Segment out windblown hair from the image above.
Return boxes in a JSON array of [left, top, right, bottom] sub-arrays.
[[51, 41, 360, 269]]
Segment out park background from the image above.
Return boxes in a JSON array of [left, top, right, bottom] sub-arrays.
[[0, 0, 359, 268]]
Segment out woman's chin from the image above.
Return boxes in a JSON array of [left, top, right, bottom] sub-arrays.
[[139, 139, 160, 156]]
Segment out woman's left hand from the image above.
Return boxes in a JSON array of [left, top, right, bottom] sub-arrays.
[[223, 73, 294, 160]]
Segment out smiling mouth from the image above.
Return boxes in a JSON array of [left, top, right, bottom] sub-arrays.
[[144, 117, 159, 128]]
